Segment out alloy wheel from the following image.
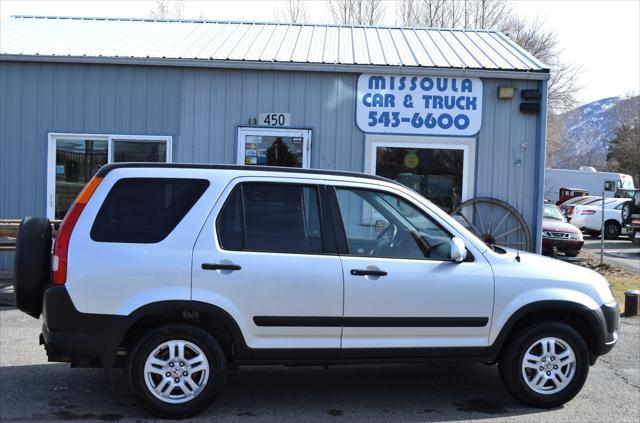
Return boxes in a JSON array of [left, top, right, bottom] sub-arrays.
[[521, 337, 576, 395], [143, 340, 210, 404]]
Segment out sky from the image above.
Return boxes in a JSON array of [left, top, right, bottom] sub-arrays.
[[1, 0, 638, 107]]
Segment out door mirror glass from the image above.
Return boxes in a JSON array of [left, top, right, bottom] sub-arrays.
[[450, 237, 467, 262]]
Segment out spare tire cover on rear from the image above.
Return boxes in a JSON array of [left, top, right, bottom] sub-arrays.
[[13, 217, 52, 318]]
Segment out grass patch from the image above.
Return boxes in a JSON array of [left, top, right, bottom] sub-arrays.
[[606, 274, 640, 310], [580, 255, 640, 313]]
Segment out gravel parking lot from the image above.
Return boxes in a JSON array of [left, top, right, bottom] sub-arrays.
[[1, 299, 638, 423], [582, 238, 640, 274]]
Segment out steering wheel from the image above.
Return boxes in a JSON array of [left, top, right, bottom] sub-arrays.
[[370, 223, 398, 256]]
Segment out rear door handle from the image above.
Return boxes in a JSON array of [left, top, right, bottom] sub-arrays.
[[350, 269, 387, 277], [202, 263, 241, 271]]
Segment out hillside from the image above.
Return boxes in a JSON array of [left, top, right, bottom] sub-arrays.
[[554, 95, 639, 169]]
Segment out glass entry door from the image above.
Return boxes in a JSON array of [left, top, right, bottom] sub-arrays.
[[47, 134, 172, 219], [366, 136, 475, 213], [53, 139, 108, 220], [237, 127, 311, 168]]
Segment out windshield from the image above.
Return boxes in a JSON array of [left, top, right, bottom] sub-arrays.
[[622, 177, 635, 189], [544, 204, 565, 221]]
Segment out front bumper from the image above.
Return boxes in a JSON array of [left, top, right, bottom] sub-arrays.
[[542, 238, 584, 253], [593, 301, 620, 357]]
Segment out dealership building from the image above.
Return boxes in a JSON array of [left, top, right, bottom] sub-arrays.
[[0, 16, 549, 268]]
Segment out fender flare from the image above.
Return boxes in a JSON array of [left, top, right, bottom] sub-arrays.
[[103, 300, 251, 375], [487, 300, 606, 358]]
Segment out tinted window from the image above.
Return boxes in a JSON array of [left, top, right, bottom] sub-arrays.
[[91, 178, 209, 243], [216, 183, 323, 254], [216, 187, 244, 250], [336, 188, 452, 260]]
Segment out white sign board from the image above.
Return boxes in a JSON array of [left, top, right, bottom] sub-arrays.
[[259, 112, 291, 127], [356, 74, 483, 136]]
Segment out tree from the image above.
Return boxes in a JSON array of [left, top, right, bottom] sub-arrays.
[[607, 96, 640, 184], [396, 1, 581, 113], [275, 0, 308, 23], [398, 0, 509, 29], [149, 0, 203, 20], [327, 0, 385, 25]]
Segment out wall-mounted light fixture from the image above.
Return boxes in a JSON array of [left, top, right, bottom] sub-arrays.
[[497, 86, 515, 99]]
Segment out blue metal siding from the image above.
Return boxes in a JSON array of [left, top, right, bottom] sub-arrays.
[[0, 61, 545, 268]]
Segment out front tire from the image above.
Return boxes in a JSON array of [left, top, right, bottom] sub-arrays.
[[127, 324, 226, 418], [499, 322, 589, 408]]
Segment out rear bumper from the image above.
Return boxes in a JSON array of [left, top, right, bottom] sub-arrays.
[[41, 285, 129, 362]]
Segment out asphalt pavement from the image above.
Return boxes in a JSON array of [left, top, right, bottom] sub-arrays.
[[583, 237, 640, 274], [0, 301, 638, 422]]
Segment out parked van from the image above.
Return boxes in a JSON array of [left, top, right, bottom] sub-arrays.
[[545, 168, 635, 204]]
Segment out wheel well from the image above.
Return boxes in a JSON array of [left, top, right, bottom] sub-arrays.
[[497, 308, 597, 360], [120, 310, 236, 362]]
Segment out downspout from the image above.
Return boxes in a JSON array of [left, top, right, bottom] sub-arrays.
[[533, 79, 549, 253]]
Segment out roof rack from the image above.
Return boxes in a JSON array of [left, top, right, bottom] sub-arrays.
[[95, 162, 394, 184]]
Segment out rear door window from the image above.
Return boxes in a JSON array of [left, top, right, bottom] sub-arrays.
[[216, 183, 323, 254], [91, 178, 209, 243]]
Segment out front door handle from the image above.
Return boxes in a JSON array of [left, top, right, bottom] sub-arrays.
[[350, 269, 387, 277], [202, 263, 241, 271]]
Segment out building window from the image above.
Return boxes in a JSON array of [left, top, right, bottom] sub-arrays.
[[47, 133, 172, 219], [365, 135, 475, 213], [236, 127, 311, 168]]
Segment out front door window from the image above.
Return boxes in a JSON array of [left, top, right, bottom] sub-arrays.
[[335, 187, 453, 261], [237, 127, 311, 168]]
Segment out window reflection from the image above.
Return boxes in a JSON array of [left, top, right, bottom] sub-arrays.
[[375, 147, 464, 212], [55, 139, 107, 219]]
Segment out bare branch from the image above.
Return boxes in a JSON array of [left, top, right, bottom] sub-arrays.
[[327, 0, 385, 25], [275, 0, 308, 23]]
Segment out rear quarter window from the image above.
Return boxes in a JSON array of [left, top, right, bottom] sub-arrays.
[[90, 178, 209, 243]]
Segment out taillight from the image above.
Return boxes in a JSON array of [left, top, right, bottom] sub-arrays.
[[580, 209, 597, 215], [52, 176, 103, 285], [631, 219, 640, 225]]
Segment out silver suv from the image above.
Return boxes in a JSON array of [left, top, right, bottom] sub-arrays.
[[13, 164, 619, 418]]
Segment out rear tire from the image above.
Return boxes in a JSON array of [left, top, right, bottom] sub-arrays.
[[127, 324, 226, 418], [499, 321, 589, 408], [13, 217, 52, 317], [604, 221, 621, 240], [565, 250, 579, 257]]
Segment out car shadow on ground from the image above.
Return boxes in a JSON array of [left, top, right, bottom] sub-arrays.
[[0, 361, 553, 422]]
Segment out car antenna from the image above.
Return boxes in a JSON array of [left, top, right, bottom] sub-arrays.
[[514, 145, 526, 263]]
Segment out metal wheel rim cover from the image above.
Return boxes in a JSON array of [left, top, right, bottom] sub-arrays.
[[605, 222, 618, 236], [144, 339, 210, 404], [450, 197, 532, 251], [521, 337, 576, 395]]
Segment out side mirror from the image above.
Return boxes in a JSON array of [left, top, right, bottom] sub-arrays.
[[450, 237, 467, 263]]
